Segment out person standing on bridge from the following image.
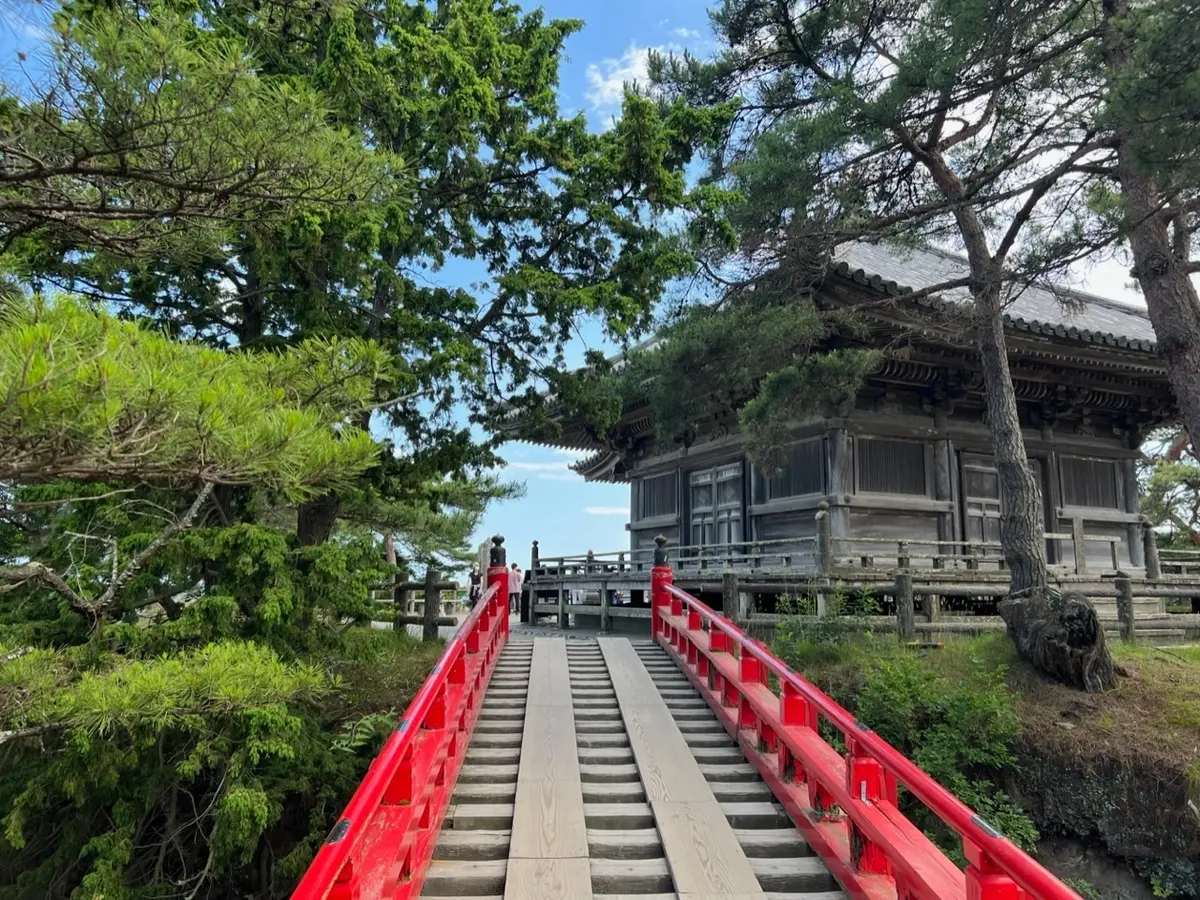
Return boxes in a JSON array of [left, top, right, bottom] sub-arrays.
[[508, 562, 522, 614], [467, 563, 482, 607]]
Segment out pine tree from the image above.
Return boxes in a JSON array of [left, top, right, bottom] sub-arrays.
[[614, 0, 1121, 689]]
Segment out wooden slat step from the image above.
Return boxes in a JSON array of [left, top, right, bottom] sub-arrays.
[[583, 802, 655, 829], [421, 859, 506, 896], [455, 764, 518, 783], [465, 748, 523, 764], [450, 804, 515, 830], [734, 828, 813, 857], [590, 857, 673, 893], [586, 828, 663, 859], [580, 782, 646, 804], [453, 782, 518, 803], [750, 856, 840, 892], [579, 763, 639, 782], [575, 733, 631, 749], [433, 829, 510, 860]]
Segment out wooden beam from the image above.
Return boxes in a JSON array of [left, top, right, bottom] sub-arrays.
[[598, 638, 766, 897]]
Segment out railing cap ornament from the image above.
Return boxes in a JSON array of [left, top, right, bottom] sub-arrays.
[[490, 534, 506, 567], [653, 534, 669, 566]]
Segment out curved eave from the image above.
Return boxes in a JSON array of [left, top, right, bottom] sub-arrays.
[[570, 450, 628, 484]]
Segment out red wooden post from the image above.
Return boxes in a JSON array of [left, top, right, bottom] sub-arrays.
[[965, 840, 1023, 900], [486, 535, 509, 639], [650, 535, 672, 637]]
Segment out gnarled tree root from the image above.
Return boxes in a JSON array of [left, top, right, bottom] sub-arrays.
[[998, 588, 1117, 692]]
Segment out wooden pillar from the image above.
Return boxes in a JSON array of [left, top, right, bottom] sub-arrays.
[[721, 571, 738, 617], [1122, 460, 1143, 568], [1071, 517, 1088, 575], [827, 428, 852, 561], [1143, 524, 1162, 580], [895, 573, 915, 640], [1115, 575, 1135, 643], [393, 569, 411, 632], [600, 583, 611, 633], [925, 592, 941, 623], [933, 438, 955, 568], [816, 502, 833, 573], [558, 584, 568, 630], [423, 567, 441, 641]]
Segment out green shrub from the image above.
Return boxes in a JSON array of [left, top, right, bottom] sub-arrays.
[[772, 627, 1038, 864]]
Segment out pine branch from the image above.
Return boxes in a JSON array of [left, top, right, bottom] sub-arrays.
[[94, 483, 215, 610], [0, 562, 96, 622], [0, 723, 65, 747]]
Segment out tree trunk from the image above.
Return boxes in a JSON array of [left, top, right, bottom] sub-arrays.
[[1102, 3, 1200, 450], [975, 285, 1116, 691], [997, 590, 1117, 692], [975, 291, 1048, 594], [296, 494, 342, 547]]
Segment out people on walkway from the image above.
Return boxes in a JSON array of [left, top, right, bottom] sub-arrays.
[[468, 563, 482, 607], [508, 562, 522, 614]]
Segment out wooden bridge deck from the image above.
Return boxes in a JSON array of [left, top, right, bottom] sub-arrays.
[[421, 636, 844, 900]]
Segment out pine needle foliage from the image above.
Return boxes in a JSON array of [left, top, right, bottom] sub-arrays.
[[0, 297, 388, 493], [628, 299, 881, 460]]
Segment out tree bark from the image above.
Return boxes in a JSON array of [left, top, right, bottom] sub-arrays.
[[1102, 1, 1200, 451], [998, 590, 1117, 692], [975, 290, 1048, 594], [296, 494, 342, 547]]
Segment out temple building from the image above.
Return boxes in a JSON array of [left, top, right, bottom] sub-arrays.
[[527, 243, 1173, 575]]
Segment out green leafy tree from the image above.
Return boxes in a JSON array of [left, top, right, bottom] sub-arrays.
[[0, 297, 386, 489], [1140, 428, 1200, 549], [1099, 0, 1200, 457], [1, 3, 386, 258], [16, 0, 724, 553]]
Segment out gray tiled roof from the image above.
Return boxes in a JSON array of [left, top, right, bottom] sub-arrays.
[[833, 243, 1157, 351]]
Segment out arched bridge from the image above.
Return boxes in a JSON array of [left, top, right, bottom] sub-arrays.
[[294, 538, 1084, 900]]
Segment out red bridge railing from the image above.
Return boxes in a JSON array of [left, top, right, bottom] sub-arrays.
[[292, 553, 510, 900], [649, 541, 1081, 900]]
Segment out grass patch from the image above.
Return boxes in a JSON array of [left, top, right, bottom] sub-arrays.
[[780, 629, 1200, 775], [328, 628, 447, 721]]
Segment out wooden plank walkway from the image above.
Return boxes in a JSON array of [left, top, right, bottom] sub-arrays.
[[421, 636, 843, 900], [600, 637, 766, 898], [506, 639, 592, 898]]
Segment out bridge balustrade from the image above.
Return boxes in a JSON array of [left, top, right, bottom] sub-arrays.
[[294, 535, 1085, 900], [293, 555, 510, 900], [649, 535, 1080, 900]]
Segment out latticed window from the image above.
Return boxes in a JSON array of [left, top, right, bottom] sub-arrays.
[[1060, 457, 1120, 509], [635, 472, 677, 520], [857, 438, 927, 495], [752, 439, 825, 502]]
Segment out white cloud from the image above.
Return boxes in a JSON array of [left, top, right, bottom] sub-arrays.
[[497, 456, 582, 482], [585, 505, 629, 516], [672, 27, 701, 39], [504, 461, 567, 472], [585, 43, 675, 114]]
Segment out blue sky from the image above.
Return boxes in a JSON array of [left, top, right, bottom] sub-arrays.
[[0, 0, 1157, 572]]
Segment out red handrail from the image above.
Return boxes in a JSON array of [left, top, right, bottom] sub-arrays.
[[652, 567, 1080, 900], [293, 566, 509, 900]]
